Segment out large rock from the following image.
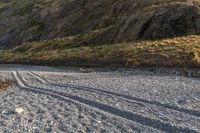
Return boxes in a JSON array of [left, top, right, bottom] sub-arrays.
[[116, 3, 200, 42], [140, 4, 200, 40]]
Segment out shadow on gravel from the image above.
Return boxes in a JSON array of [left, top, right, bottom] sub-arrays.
[[28, 70, 200, 118], [50, 83, 145, 107], [18, 84, 197, 133], [13, 71, 198, 133], [49, 83, 200, 118]]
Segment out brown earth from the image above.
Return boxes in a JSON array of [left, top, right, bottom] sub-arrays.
[[0, 80, 12, 91]]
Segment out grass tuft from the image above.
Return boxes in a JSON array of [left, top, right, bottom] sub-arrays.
[[0, 80, 12, 91]]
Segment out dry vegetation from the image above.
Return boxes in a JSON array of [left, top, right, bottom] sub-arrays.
[[0, 0, 199, 68], [0, 80, 12, 91], [0, 35, 199, 68]]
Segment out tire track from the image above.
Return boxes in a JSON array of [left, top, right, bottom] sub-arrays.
[[28, 73, 145, 107], [28, 71, 200, 118], [27, 72, 47, 83], [11, 71, 198, 133], [50, 82, 200, 118], [25, 71, 200, 128]]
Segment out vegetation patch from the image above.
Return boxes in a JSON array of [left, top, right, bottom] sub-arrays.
[[13, 3, 33, 16], [0, 35, 199, 68], [0, 80, 12, 91], [24, 20, 46, 33], [0, 1, 15, 10]]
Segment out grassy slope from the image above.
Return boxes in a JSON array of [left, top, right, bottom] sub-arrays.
[[0, 0, 199, 68], [0, 35, 199, 68]]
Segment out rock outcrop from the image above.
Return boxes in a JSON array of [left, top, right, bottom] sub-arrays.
[[0, 0, 200, 47]]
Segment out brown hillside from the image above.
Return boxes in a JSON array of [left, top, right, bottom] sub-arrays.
[[0, 0, 199, 47]]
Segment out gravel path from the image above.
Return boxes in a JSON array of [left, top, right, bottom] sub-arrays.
[[0, 64, 200, 133]]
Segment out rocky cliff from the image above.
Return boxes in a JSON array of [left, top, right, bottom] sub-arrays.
[[0, 0, 200, 47]]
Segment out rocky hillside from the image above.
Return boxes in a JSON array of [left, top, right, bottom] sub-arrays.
[[0, 0, 200, 47]]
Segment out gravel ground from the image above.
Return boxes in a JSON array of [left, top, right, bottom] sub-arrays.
[[0, 64, 200, 133]]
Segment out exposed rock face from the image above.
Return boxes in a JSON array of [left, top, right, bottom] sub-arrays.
[[0, 0, 200, 47], [139, 4, 200, 40]]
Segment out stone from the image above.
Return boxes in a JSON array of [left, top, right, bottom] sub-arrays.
[[15, 107, 25, 114]]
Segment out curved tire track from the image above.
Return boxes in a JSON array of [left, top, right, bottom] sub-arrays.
[[28, 71, 200, 118], [12, 71, 198, 133], [27, 72, 47, 83]]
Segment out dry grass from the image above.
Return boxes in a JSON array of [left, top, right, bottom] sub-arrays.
[[0, 35, 199, 68], [0, 80, 12, 91]]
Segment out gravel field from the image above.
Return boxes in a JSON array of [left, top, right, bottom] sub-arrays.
[[0, 64, 200, 133]]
